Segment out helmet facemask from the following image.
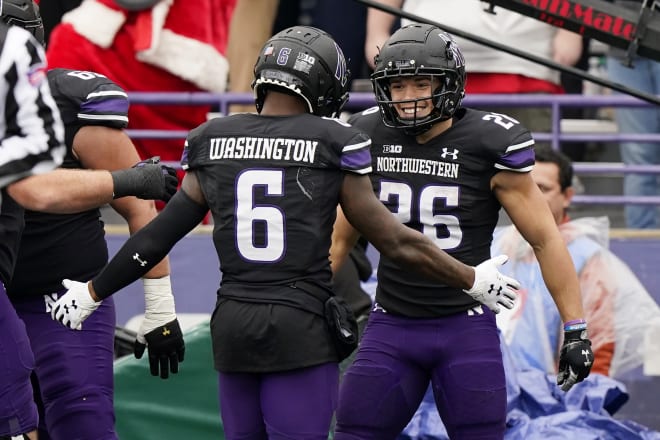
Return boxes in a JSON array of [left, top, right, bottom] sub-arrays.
[[372, 70, 464, 136]]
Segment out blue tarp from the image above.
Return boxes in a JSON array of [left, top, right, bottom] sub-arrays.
[[399, 339, 660, 440]]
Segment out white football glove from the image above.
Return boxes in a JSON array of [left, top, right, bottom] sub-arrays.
[[463, 254, 521, 314], [51, 279, 101, 330]]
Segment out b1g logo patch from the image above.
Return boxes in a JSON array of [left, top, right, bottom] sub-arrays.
[[383, 144, 402, 153], [294, 52, 316, 74]]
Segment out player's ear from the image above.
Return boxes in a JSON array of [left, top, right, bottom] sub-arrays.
[[563, 186, 575, 210]]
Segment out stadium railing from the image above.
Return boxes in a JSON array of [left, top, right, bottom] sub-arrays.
[[125, 91, 660, 205]]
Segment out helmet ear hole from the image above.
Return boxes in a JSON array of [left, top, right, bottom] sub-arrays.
[[252, 26, 350, 118]]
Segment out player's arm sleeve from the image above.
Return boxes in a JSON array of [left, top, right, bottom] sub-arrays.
[[494, 131, 535, 173], [75, 78, 129, 129], [0, 28, 65, 189], [340, 132, 372, 175], [91, 189, 209, 299]]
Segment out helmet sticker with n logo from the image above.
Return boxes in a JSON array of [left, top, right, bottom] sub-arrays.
[[334, 42, 348, 87], [438, 33, 465, 68]]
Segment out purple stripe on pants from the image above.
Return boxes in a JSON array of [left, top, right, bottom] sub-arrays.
[[0, 282, 38, 437]]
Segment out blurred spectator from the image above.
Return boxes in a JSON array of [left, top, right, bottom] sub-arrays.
[[44, 0, 278, 181], [310, 0, 371, 88], [605, 1, 660, 229], [364, 0, 583, 143], [46, 0, 235, 171], [225, 0, 279, 114], [560, 36, 592, 162], [495, 145, 660, 378], [271, 0, 371, 91]]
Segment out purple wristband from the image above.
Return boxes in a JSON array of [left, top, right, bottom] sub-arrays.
[[564, 318, 587, 331]]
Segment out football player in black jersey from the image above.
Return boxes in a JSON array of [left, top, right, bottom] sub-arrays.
[[1, 2, 181, 439], [49, 26, 520, 439], [331, 24, 594, 439]]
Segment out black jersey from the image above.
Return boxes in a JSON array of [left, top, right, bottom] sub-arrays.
[[183, 113, 372, 289], [349, 106, 535, 318], [7, 69, 129, 297], [0, 25, 64, 285]]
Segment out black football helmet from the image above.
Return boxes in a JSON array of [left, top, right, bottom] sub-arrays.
[[252, 26, 350, 118], [371, 23, 466, 135], [1, 0, 44, 45]]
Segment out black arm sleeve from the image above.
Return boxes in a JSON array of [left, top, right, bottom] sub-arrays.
[[92, 190, 209, 299]]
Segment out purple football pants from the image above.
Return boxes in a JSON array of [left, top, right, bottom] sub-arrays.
[[13, 291, 117, 440], [334, 308, 507, 440], [0, 283, 38, 437], [218, 362, 339, 440]]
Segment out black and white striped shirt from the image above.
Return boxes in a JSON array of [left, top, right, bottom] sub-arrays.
[[0, 23, 64, 187], [0, 23, 65, 284]]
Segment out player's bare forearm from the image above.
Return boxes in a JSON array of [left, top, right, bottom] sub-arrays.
[[330, 206, 360, 274], [7, 168, 114, 213], [535, 237, 585, 323], [496, 171, 585, 323]]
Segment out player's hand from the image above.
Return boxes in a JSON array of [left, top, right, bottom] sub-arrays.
[[134, 276, 185, 379], [51, 279, 101, 330], [463, 255, 520, 314], [111, 156, 178, 201], [557, 328, 594, 391], [134, 319, 185, 379]]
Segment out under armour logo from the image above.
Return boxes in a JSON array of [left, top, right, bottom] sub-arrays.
[[133, 253, 147, 267], [44, 293, 58, 313], [488, 285, 503, 296], [372, 302, 387, 314], [63, 300, 78, 313], [582, 349, 593, 367], [440, 148, 459, 160], [162, 327, 171, 336], [467, 305, 484, 316]]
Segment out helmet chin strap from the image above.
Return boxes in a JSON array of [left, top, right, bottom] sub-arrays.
[[402, 122, 433, 136]]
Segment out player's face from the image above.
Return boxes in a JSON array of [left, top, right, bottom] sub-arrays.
[[531, 161, 573, 225], [389, 76, 437, 120]]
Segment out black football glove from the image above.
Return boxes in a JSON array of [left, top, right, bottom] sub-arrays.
[[557, 328, 594, 391], [134, 318, 185, 379], [111, 156, 178, 201]]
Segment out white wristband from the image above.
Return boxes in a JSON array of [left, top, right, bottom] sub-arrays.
[[141, 275, 176, 332]]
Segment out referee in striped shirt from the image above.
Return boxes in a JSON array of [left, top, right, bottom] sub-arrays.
[[0, 3, 179, 436], [0, 14, 65, 440]]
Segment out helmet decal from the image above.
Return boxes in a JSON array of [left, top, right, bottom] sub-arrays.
[[440, 33, 465, 69], [277, 48, 291, 66], [334, 42, 348, 88], [294, 52, 316, 75]]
